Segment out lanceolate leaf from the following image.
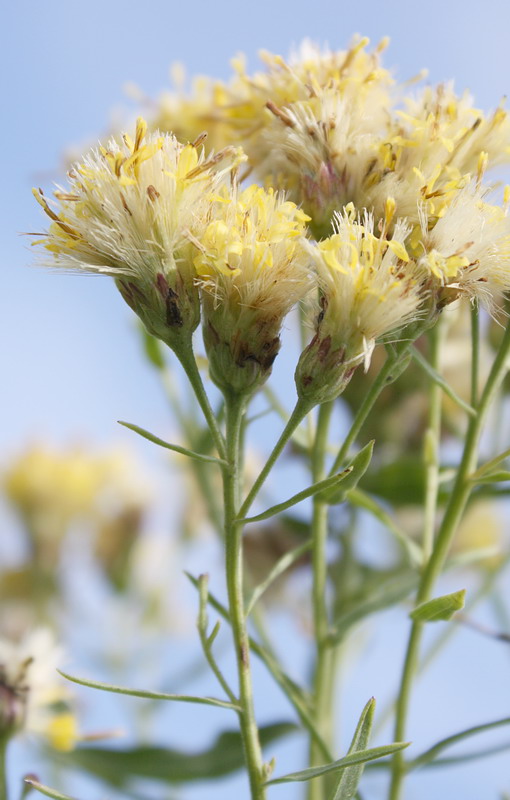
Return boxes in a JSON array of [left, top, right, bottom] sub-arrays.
[[118, 421, 226, 465], [24, 780, 77, 800], [57, 723, 297, 786], [59, 670, 240, 711], [410, 590, 466, 623], [410, 716, 510, 769], [265, 742, 409, 785], [238, 470, 353, 524], [324, 442, 374, 504], [330, 698, 375, 800]]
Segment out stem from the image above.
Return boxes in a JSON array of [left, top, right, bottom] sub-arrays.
[[0, 736, 8, 800], [389, 317, 510, 800], [470, 302, 480, 408], [223, 393, 266, 800], [175, 341, 226, 461], [239, 397, 311, 519], [422, 321, 445, 563], [329, 342, 410, 475], [308, 401, 335, 800]]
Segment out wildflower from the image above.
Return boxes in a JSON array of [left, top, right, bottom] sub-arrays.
[[193, 184, 312, 396], [32, 118, 244, 351], [0, 629, 76, 750], [369, 85, 510, 226], [295, 203, 425, 404], [416, 187, 510, 309]]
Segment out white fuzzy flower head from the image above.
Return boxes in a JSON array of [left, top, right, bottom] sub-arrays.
[[296, 202, 426, 404], [0, 629, 76, 750], [416, 186, 510, 310], [32, 118, 245, 350], [193, 184, 313, 396]]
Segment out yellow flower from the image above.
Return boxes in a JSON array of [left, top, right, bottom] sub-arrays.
[[193, 184, 312, 395], [295, 205, 425, 403], [32, 118, 245, 350]]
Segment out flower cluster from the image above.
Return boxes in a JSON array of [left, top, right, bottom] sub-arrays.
[[33, 37, 510, 405]]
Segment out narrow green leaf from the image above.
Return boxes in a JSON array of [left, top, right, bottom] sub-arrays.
[[411, 346, 476, 416], [140, 328, 166, 370], [410, 589, 466, 623], [59, 670, 240, 711], [347, 488, 422, 565], [118, 421, 226, 465], [238, 470, 352, 524], [57, 724, 297, 786], [330, 698, 375, 800], [246, 539, 312, 615], [469, 470, 510, 485], [324, 442, 374, 504], [265, 743, 410, 785], [24, 780, 77, 800], [410, 715, 510, 769], [328, 573, 418, 645], [470, 446, 510, 480]]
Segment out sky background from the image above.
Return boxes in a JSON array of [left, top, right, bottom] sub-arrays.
[[3, 1, 510, 798]]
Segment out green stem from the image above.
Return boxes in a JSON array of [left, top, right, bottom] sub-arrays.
[[223, 393, 266, 800], [329, 343, 410, 475], [175, 341, 226, 461], [239, 397, 312, 519], [308, 401, 335, 800], [470, 302, 480, 408], [422, 321, 445, 563], [0, 736, 8, 800], [389, 317, 510, 800]]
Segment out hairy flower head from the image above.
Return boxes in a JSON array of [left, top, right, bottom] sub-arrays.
[[32, 118, 245, 349], [0, 629, 76, 750], [193, 184, 312, 395], [296, 203, 425, 403], [416, 187, 510, 309]]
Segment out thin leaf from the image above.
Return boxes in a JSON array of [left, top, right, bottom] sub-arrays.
[[266, 743, 409, 785], [324, 442, 374, 504], [410, 590, 466, 623], [410, 716, 510, 769], [184, 572, 333, 762], [238, 471, 352, 524], [328, 574, 418, 645], [118, 421, 226, 465], [58, 724, 297, 786], [347, 488, 422, 565], [330, 698, 375, 800], [470, 446, 510, 480], [247, 539, 312, 615], [469, 470, 510, 485], [411, 346, 476, 416], [24, 780, 77, 800], [59, 670, 240, 711]]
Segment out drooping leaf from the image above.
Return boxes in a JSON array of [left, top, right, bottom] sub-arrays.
[[330, 698, 375, 800], [410, 590, 466, 623], [24, 780, 77, 800], [323, 442, 374, 505], [58, 723, 297, 786], [265, 742, 409, 785], [410, 346, 476, 416], [59, 670, 239, 711], [118, 421, 226, 465]]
